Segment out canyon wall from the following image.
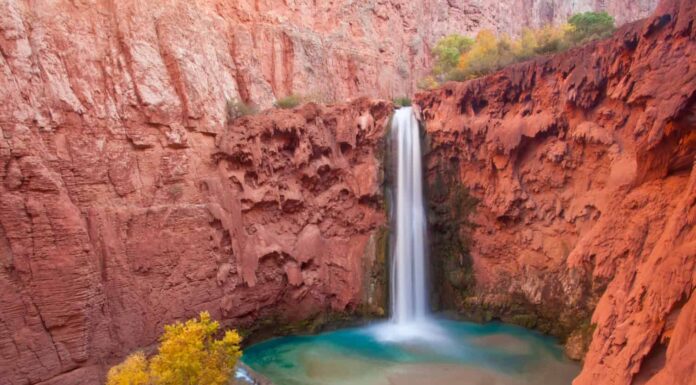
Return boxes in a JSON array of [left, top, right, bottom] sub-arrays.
[[418, 0, 695, 384], [0, 0, 681, 385], [0, 0, 656, 114], [0, 94, 392, 385]]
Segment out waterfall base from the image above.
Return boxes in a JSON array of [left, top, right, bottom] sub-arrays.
[[242, 318, 579, 385], [368, 318, 450, 343]]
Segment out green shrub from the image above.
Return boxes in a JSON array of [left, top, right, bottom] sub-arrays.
[[567, 11, 615, 43], [393, 96, 412, 107], [432, 34, 475, 78], [274, 94, 303, 109], [226, 98, 256, 122]]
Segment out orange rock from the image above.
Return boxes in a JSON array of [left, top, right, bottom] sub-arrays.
[[418, 1, 696, 384]]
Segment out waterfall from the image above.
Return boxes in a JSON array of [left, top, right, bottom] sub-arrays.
[[390, 107, 428, 324], [371, 106, 448, 343]]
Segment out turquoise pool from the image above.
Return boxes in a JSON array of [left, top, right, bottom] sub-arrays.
[[241, 317, 579, 385]]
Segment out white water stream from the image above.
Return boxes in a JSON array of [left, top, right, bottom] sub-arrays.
[[372, 106, 445, 342], [391, 107, 428, 324]]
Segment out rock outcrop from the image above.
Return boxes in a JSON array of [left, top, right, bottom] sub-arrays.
[[418, 0, 695, 384], [0, 96, 392, 385]]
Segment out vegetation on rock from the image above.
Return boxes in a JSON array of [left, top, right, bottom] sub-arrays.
[[427, 160, 479, 308], [567, 12, 616, 43], [106, 312, 242, 385], [393, 96, 413, 107], [423, 12, 615, 85], [274, 94, 304, 109], [226, 98, 257, 123], [431, 34, 474, 78]]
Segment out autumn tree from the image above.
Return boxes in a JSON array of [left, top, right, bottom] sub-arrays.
[[107, 352, 150, 385], [455, 30, 516, 80], [106, 312, 242, 385]]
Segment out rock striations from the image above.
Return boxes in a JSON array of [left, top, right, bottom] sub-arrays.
[[0, 0, 656, 112], [417, 0, 695, 384]]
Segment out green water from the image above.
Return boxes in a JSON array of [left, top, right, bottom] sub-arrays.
[[242, 317, 580, 385]]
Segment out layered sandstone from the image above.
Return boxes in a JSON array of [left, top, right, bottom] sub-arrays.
[[0, 0, 656, 114], [418, 0, 695, 384]]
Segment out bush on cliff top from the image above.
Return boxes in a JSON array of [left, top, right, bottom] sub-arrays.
[[274, 94, 303, 109], [226, 98, 257, 123], [106, 312, 242, 385], [424, 11, 615, 85], [567, 11, 615, 43]]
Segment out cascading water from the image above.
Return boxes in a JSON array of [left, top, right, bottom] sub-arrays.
[[371, 106, 445, 342], [390, 107, 428, 324]]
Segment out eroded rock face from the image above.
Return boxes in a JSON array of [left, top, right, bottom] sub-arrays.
[[0, 97, 392, 385], [418, 0, 695, 384]]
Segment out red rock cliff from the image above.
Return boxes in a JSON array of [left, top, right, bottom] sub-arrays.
[[0, 96, 392, 385], [417, 0, 695, 384]]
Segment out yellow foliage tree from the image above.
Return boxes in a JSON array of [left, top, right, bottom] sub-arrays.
[[106, 352, 150, 385], [516, 28, 539, 60], [532, 24, 572, 54], [106, 312, 242, 385], [456, 30, 512, 80]]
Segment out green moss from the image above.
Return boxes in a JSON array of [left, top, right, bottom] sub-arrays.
[[375, 227, 389, 272], [448, 289, 595, 347], [508, 314, 538, 329], [393, 97, 412, 107], [371, 114, 393, 314], [240, 305, 384, 348], [426, 158, 479, 310], [365, 225, 390, 315], [575, 320, 597, 355]]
